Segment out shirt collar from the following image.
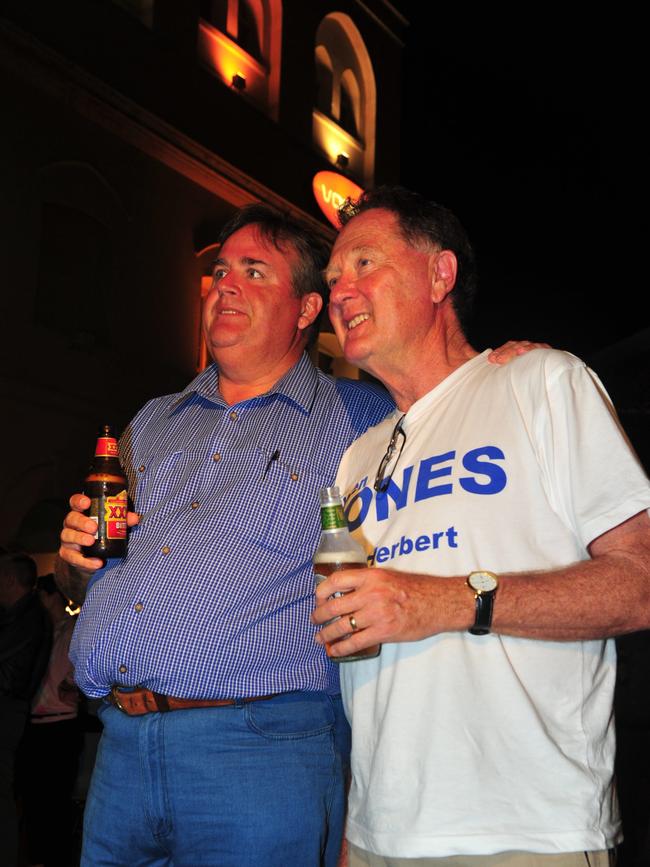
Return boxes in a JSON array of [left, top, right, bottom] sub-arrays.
[[167, 352, 319, 416]]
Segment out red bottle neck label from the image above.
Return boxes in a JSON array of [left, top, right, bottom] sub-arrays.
[[95, 437, 119, 458]]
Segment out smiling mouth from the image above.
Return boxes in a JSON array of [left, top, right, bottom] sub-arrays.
[[348, 313, 370, 331]]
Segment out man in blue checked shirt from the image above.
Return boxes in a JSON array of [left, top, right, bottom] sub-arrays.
[[56, 203, 533, 867]]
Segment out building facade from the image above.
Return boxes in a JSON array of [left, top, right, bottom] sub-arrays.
[[0, 0, 407, 558]]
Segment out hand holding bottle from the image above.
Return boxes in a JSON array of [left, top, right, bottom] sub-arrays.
[[313, 486, 380, 662]]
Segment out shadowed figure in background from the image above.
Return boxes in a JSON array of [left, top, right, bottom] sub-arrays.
[[16, 573, 82, 867], [0, 552, 51, 867]]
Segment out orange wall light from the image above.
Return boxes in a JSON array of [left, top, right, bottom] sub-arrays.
[[198, 21, 267, 106]]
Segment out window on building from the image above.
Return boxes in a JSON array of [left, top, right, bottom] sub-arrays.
[[198, 0, 281, 119]]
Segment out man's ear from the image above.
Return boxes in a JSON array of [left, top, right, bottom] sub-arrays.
[[429, 250, 458, 303], [298, 292, 324, 331]]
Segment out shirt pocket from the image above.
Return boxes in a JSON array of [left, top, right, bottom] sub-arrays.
[[132, 449, 204, 518], [247, 445, 331, 560]]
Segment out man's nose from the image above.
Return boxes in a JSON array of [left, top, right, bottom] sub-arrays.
[[329, 274, 356, 306], [215, 273, 239, 294]]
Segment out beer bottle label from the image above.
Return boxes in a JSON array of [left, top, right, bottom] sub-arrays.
[[104, 490, 128, 539], [95, 437, 119, 458], [320, 503, 346, 531]]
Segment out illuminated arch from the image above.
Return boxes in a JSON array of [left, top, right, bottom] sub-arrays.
[[312, 13, 376, 185]]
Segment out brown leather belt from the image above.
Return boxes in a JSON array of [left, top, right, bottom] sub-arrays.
[[107, 685, 279, 716]]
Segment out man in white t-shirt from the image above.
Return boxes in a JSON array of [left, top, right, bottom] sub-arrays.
[[313, 186, 650, 867]]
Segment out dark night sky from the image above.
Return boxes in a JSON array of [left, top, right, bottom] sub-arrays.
[[398, 7, 644, 361]]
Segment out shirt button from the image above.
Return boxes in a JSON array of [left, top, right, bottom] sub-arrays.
[[119, 665, 127, 674], [212, 453, 221, 462], [290, 472, 299, 481], [161, 546, 171, 555], [229, 410, 238, 421], [138, 465, 145, 473], [190, 501, 200, 510], [134, 602, 144, 612]]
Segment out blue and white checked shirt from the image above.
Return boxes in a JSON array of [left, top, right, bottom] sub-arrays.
[[70, 353, 394, 699]]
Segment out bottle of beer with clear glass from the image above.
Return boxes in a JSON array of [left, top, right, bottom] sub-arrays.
[[313, 485, 380, 661], [83, 424, 128, 561]]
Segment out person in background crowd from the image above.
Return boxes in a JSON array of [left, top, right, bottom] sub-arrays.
[[0, 552, 51, 867], [16, 573, 82, 867], [314, 185, 650, 867]]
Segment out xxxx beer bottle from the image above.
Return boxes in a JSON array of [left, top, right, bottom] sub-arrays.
[[83, 424, 128, 561], [313, 486, 381, 662]]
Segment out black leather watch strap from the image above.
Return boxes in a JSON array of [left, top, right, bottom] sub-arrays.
[[470, 591, 495, 636]]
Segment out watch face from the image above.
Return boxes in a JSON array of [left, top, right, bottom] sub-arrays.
[[469, 571, 498, 593]]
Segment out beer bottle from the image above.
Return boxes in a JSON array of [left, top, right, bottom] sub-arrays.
[[83, 424, 128, 561], [313, 486, 380, 662]]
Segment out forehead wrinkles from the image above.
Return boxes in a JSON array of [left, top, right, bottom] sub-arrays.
[[222, 236, 272, 263], [335, 242, 376, 264], [220, 229, 297, 279], [223, 225, 277, 258], [327, 225, 376, 270], [213, 254, 269, 268], [251, 225, 302, 276], [344, 209, 440, 257]]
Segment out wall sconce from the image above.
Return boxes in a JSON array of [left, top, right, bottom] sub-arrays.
[[336, 153, 349, 169], [231, 73, 246, 91]]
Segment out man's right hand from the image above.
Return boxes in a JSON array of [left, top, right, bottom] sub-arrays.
[[59, 493, 103, 572], [58, 493, 140, 572]]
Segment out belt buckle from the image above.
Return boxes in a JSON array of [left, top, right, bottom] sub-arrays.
[[110, 684, 127, 713]]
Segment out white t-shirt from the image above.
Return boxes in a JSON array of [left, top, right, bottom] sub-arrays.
[[336, 349, 650, 858]]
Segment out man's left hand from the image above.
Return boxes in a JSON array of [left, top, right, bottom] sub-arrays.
[[488, 339, 550, 364], [312, 567, 461, 657]]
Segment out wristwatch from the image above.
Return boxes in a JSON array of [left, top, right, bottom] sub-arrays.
[[467, 570, 499, 635]]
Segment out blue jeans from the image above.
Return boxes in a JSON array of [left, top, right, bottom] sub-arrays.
[[81, 691, 350, 866]]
